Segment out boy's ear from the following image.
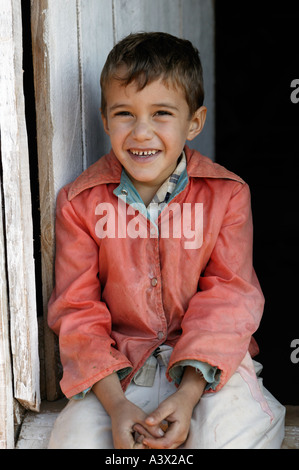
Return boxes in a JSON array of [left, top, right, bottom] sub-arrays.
[[187, 106, 207, 141], [101, 111, 110, 135]]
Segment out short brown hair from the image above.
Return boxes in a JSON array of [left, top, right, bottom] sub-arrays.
[[100, 32, 204, 117]]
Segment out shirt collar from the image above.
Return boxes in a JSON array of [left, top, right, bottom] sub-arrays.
[[67, 145, 244, 201], [149, 151, 186, 207]]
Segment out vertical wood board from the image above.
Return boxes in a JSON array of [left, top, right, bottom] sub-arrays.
[[31, 0, 84, 400], [0, 174, 14, 449], [47, 0, 84, 194], [31, 0, 58, 401], [78, 0, 114, 168], [113, 0, 182, 40], [0, 0, 40, 412]]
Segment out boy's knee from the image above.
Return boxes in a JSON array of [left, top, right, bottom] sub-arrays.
[[48, 394, 113, 449]]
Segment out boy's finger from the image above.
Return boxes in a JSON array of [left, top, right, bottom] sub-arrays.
[[134, 431, 145, 444], [142, 422, 183, 449], [142, 432, 177, 449], [145, 403, 171, 426], [133, 441, 150, 450], [133, 422, 165, 439], [143, 423, 185, 449]]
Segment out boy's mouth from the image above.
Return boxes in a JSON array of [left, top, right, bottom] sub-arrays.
[[129, 149, 159, 157]]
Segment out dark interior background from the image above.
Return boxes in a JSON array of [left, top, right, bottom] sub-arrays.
[[215, 2, 299, 404]]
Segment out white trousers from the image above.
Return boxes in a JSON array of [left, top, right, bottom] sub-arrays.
[[48, 352, 285, 449]]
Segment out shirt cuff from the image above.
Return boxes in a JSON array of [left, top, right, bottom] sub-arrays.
[[169, 360, 221, 391], [72, 387, 91, 400], [71, 367, 132, 400]]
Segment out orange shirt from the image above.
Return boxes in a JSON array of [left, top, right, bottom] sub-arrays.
[[48, 146, 263, 398]]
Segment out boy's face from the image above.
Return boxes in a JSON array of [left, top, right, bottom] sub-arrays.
[[102, 77, 206, 193]]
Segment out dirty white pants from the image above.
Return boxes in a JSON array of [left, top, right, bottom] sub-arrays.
[[48, 350, 285, 449]]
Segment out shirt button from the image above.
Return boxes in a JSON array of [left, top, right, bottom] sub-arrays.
[[151, 277, 158, 287], [157, 331, 164, 340], [121, 188, 128, 195]]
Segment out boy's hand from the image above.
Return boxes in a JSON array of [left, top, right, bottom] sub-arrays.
[[132, 389, 192, 449], [109, 398, 165, 449], [92, 373, 165, 449], [133, 366, 207, 449]]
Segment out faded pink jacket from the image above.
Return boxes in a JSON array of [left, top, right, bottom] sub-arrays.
[[48, 145, 264, 398]]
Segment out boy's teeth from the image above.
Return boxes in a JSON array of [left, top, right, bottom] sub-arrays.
[[131, 150, 158, 156]]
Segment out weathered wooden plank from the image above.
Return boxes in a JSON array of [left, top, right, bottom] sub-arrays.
[[78, 0, 114, 168], [31, 0, 60, 402], [0, 0, 40, 412], [0, 173, 14, 449], [113, 0, 181, 41], [31, 0, 83, 401], [39, 0, 84, 195]]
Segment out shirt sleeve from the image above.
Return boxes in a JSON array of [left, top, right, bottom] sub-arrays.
[[47, 187, 132, 398], [72, 360, 220, 400], [166, 182, 264, 392], [71, 366, 132, 400], [169, 360, 221, 390]]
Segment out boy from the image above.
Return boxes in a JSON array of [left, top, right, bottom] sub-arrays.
[[48, 32, 285, 449]]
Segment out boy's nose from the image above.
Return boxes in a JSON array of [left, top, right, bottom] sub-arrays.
[[132, 119, 153, 141]]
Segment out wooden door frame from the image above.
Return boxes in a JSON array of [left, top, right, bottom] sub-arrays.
[[0, 0, 41, 448]]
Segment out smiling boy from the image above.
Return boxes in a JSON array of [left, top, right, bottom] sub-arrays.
[[48, 32, 285, 449], [101, 78, 206, 205]]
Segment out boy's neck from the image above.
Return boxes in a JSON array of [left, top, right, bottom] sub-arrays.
[[126, 156, 182, 207], [131, 180, 162, 207]]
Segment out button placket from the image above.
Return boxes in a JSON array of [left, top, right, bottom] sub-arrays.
[[150, 237, 167, 344]]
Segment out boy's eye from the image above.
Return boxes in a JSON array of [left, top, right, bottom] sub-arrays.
[[114, 111, 132, 117], [155, 110, 172, 116]]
